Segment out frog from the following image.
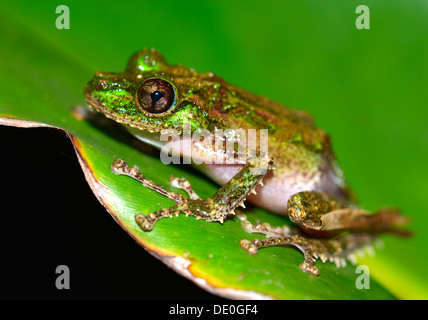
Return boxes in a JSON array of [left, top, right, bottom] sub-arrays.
[[84, 48, 409, 276]]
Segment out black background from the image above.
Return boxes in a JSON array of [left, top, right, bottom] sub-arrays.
[[0, 125, 219, 299]]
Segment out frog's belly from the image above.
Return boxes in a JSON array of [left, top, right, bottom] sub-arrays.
[[203, 164, 346, 215]]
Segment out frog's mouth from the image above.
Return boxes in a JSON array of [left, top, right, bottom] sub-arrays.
[[84, 92, 103, 113], [84, 83, 144, 131], [84, 76, 143, 128], [84, 82, 110, 115]]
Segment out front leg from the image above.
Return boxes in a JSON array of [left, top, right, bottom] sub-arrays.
[[111, 155, 272, 230]]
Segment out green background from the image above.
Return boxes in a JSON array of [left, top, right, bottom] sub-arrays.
[[1, 0, 427, 299]]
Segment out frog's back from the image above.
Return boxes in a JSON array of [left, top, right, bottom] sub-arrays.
[[199, 78, 352, 214]]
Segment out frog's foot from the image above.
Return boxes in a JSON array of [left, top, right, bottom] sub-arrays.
[[169, 175, 251, 221], [169, 176, 201, 200], [111, 155, 272, 231], [240, 221, 322, 276], [240, 220, 376, 276], [112, 159, 226, 230], [134, 200, 228, 231], [112, 159, 187, 203], [240, 191, 409, 276]]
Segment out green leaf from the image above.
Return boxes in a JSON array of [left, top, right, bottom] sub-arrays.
[[1, 0, 427, 299]]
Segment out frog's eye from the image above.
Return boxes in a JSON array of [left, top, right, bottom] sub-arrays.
[[136, 79, 176, 114]]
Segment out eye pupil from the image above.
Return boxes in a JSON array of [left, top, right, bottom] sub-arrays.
[[151, 90, 164, 103]]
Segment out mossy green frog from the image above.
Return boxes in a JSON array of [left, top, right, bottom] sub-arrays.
[[84, 49, 409, 276]]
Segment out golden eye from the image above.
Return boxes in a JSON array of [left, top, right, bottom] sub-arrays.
[[136, 79, 176, 114]]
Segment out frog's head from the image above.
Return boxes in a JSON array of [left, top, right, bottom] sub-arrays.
[[84, 49, 337, 163], [84, 48, 225, 135]]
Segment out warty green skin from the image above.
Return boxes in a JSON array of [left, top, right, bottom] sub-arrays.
[[85, 49, 409, 276], [84, 48, 351, 215]]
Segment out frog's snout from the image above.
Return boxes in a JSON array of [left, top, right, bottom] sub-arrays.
[[83, 75, 105, 108], [84, 73, 110, 100], [90, 71, 111, 90]]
